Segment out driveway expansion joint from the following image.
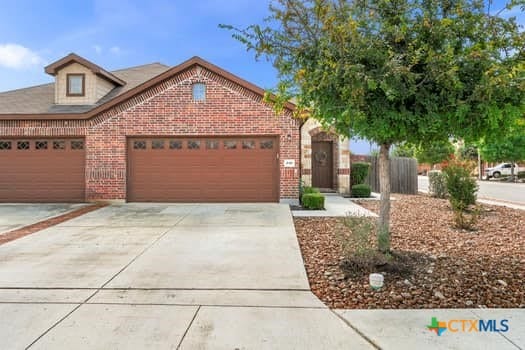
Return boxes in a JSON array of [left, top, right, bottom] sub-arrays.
[[22, 209, 194, 348], [330, 309, 381, 350], [469, 309, 524, 350], [176, 305, 201, 350]]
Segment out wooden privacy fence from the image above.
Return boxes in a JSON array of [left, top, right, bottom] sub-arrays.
[[355, 156, 418, 194]]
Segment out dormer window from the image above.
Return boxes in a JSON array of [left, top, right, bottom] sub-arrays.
[[192, 83, 206, 101], [67, 74, 85, 96]]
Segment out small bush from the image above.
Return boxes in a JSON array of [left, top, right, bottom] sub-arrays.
[[443, 162, 479, 230], [299, 184, 320, 204], [339, 215, 412, 278], [351, 162, 370, 186], [428, 170, 447, 198], [452, 205, 481, 230], [443, 164, 477, 211], [302, 186, 320, 195], [341, 216, 377, 257], [351, 184, 371, 198], [302, 193, 325, 209], [518, 171, 525, 179]]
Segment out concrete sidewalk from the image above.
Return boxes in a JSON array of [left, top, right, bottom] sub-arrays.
[[292, 194, 377, 217], [3, 287, 522, 349], [337, 309, 524, 350]]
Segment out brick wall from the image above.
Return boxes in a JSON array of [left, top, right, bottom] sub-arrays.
[[0, 65, 301, 201]]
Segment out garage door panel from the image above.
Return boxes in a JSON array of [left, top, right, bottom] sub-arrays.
[[128, 137, 279, 202], [0, 138, 85, 203]]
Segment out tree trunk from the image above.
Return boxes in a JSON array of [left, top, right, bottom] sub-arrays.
[[511, 162, 516, 182], [477, 149, 482, 180], [378, 143, 391, 253]]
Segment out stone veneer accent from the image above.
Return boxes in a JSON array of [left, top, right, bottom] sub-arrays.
[[300, 118, 350, 194]]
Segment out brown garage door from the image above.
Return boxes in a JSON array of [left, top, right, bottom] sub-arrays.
[[0, 138, 85, 202], [128, 137, 279, 202]]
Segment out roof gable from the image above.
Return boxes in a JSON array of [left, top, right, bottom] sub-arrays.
[[0, 63, 169, 115], [0, 56, 295, 120], [44, 53, 126, 86]]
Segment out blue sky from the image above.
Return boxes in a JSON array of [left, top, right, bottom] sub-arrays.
[[0, 0, 522, 154], [0, 0, 278, 92]]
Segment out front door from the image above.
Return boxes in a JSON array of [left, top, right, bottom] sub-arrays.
[[312, 141, 333, 189]]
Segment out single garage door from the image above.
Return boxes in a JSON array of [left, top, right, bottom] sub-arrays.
[[128, 137, 279, 202], [0, 138, 85, 202]]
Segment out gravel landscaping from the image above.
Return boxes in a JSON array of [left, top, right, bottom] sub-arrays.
[[294, 194, 524, 309]]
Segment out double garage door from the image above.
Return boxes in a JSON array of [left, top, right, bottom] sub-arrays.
[[0, 136, 279, 203], [0, 138, 85, 202], [127, 137, 279, 202]]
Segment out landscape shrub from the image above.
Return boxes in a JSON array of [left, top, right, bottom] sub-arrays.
[[351, 162, 370, 186], [443, 164, 477, 210], [351, 184, 371, 198], [339, 215, 410, 278], [428, 170, 447, 199], [443, 163, 479, 230], [518, 171, 525, 179], [299, 183, 320, 204], [301, 193, 325, 209], [340, 215, 377, 258]]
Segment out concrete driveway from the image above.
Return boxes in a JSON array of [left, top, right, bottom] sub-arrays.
[[0, 203, 84, 234], [0, 203, 372, 349]]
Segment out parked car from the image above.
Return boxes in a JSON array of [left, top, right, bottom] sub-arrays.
[[484, 163, 525, 179]]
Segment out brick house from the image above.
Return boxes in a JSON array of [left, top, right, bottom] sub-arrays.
[[0, 53, 349, 203]]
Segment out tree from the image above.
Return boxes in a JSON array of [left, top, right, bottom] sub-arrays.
[[480, 128, 525, 180], [457, 143, 479, 162], [223, 0, 525, 253], [414, 140, 455, 168], [391, 142, 415, 158]]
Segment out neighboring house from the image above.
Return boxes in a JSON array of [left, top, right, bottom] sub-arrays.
[[0, 53, 349, 203]]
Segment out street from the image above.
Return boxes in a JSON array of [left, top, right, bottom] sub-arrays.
[[418, 176, 525, 205]]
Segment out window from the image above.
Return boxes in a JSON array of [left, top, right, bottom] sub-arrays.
[[133, 141, 147, 150], [188, 140, 201, 149], [260, 140, 274, 149], [192, 83, 206, 101], [152, 140, 165, 149], [35, 141, 48, 150], [242, 140, 256, 150], [71, 140, 84, 150], [206, 140, 219, 150], [17, 141, 30, 150], [67, 74, 85, 96], [169, 140, 183, 149], [0, 141, 12, 150], [53, 140, 66, 150], [224, 141, 237, 150]]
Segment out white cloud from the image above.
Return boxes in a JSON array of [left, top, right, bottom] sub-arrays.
[[0, 44, 43, 69], [110, 46, 122, 55], [93, 44, 102, 54]]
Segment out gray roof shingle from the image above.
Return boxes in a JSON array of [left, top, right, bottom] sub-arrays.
[[0, 62, 170, 115]]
